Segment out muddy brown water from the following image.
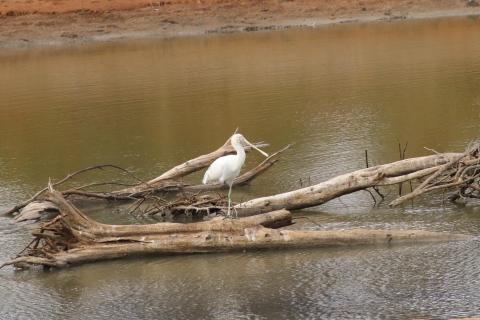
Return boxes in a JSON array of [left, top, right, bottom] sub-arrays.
[[1, 17, 480, 319]]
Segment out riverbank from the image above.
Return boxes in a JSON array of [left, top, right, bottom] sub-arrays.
[[1, 0, 480, 51]]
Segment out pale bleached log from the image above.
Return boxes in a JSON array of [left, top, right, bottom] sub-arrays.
[[14, 201, 57, 222], [236, 153, 463, 216], [2, 227, 469, 269], [44, 191, 292, 242], [1, 190, 470, 269], [116, 137, 268, 196]]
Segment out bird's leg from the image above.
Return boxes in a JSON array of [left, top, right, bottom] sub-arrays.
[[227, 183, 233, 218], [233, 206, 238, 219]]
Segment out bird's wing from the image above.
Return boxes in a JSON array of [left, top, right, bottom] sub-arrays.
[[202, 155, 237, 184]]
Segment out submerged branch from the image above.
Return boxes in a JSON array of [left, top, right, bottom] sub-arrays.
[[2, 164, 144, 216]]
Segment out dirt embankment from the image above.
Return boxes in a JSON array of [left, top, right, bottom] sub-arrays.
[[1, 0, 480, 50]]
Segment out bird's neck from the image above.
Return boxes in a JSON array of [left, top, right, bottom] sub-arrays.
[[232, 140, 246, 165]]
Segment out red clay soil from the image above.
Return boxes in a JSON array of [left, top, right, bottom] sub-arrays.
[[1, 0, 479, 50], [0, 0, 478, 15]]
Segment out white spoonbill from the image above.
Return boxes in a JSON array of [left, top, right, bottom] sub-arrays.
[[202, 133, 268, 218]]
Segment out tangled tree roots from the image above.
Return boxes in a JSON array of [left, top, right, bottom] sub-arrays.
[[390, 142, 480, 206], [1, 190, 470, 269]]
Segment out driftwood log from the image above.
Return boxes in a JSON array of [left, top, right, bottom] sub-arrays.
[[235, 142, 480, 216], [235, 153, 462, 216], [1, 190, 469, 269]]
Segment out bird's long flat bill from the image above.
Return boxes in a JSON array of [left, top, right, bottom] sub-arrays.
[[243, 138, 269, 157]]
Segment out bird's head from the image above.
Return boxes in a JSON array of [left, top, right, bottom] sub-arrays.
[[231, 133, 269, 157]]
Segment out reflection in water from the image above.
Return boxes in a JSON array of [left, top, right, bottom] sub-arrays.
[[1, 17, 480, 319], [2, 243, 480, 319]]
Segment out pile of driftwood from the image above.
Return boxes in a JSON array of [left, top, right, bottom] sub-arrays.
[[1, 136, 479, 269], [7, 137, 289, 221]]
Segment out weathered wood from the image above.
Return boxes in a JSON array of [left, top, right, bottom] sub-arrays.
[[1, 190, 470, 269], [2, 227, 469, 269], [184, 144, 290, 192], [14, 201, 57, 222], [8, 151, 468, 221], [236, 153, 464, 216], [4, 138, 278, 220], [389, 146, 480, 207], [44, 191, 292, 241], [115, 137, 269, 196], [2, 164, 141, 216]]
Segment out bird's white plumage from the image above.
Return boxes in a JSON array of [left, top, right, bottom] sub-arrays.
[[202, 133, 268, 217], [202, 155, 241, 185]]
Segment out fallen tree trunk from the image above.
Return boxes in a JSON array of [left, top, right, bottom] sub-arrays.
[[45, 190, 293, 241], [1, 190, 469, 269], [235, 153, 464, 216], [2, 228, 469, 269]]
